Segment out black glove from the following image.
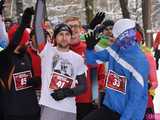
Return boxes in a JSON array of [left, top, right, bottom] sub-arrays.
[[94, 25, 104, 34], [0, 0, 5, 15], [21, 6, 35, 27], [51, 88, 73, 101], [89, 12, 105, 30], [84, 31, 100, 50]]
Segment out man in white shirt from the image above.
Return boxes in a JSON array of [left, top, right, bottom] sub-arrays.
[[39, 23, 86, 120]]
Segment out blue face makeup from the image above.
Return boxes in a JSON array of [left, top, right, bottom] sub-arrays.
[[115, 28, 136, 49]]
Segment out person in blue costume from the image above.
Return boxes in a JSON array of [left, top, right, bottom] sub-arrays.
[[83, 19, 149, 120]]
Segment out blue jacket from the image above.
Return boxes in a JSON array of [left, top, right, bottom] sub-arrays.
[[0, 16, 8, 50], [86, 43, 149, 120]]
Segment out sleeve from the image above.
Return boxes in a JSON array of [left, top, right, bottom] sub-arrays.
[[145, 52, 158, 89], [85, 49, 109, 65], [69, 56, 87, 96], [120, 76, 147, 120], [0, 15, 9, 50], [76, 56, 86, 76], [70, 73, 86, 96], [39, 42, 52, 58], [97, 64, 106, 91], [120, 64, 149, 120], [153, 32, 160, 49], [19, 28, 30, 45]]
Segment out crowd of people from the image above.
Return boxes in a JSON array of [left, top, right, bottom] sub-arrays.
[[0, 0, 160, 120]]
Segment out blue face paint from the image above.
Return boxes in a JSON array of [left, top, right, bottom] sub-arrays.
[[115, 28, 136, 49]]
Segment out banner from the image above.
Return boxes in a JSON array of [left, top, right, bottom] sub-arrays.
[[34, 0, 46, 51]]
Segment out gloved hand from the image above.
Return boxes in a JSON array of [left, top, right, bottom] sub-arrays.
[[84, 31, 100, 50], [89, 12, 105, 30], [51, 88, 73, 101], [94, 25, 104, 34], [0, 0, 5, 15], [21, 6, 35, 27]]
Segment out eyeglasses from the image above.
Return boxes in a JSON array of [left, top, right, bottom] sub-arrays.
[[104, 26, 113, 31], [68, 24, 80, 29]]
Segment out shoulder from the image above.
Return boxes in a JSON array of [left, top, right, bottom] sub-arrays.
[[39, 42, 54, 57], [70, 50, 83, 58], [69, 50, 84, 62]]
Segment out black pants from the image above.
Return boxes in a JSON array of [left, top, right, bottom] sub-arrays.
[[82, 105, 120, 120], [0, 111, 4, 120], [76, 103, 94, 120], [3, 115, 40, 120], [154, 49, 160, 69]]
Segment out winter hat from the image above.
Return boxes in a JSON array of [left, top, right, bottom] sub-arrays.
[[53, 23, 72, 38], [112, 19, 136, 39], [102, 20, 114, 27]]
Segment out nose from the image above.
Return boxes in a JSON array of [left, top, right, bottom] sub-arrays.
[[62, 34, 68, 40]]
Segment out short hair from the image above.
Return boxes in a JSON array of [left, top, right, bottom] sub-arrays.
[[64, 16, 81, 26]]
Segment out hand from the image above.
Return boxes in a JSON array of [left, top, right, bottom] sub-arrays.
[[0, 0, 5, 15], [21, 7, 35, 27], [51, 88, 73, 101], [24, 6, 34, 15], [84, 31, 100, 50], [89, 12, 105, 30]]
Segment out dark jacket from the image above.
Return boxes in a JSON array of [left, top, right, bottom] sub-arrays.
[[0, 48, 40, 116]]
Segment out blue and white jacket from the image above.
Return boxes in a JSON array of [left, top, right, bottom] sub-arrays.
[[0, 15, 8, 51], [86, 30, 149, 120]]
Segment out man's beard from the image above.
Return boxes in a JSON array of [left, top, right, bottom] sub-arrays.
[[57, 43, 69, 49]]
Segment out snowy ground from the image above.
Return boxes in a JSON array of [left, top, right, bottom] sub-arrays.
[[154, 62, 160, 113]]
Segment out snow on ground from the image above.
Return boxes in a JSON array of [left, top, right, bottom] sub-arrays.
[[154, 62, 160, 113]]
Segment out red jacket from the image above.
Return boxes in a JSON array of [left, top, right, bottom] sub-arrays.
[[8, 24, 30, 46], [142, 46, 158, 109], [142, 46, 158, 89], [70, 41, 106, 103], [153, 32, 160, 49], [27, 48, 41, 77]]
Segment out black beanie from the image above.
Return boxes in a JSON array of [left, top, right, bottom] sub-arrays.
[[53, 23, 72, 38], [102, 20, 114, 27]]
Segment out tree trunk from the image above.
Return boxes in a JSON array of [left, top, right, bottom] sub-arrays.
[[142, 0, 152, 47], [119, 0, 130, 18], [84, 0, 94, 24], [16, 0, 23, 22]]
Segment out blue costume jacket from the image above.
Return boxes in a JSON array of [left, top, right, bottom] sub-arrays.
[[86, 30, 149, 120]]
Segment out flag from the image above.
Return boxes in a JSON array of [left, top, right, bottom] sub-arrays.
[[34, 0, 46, 52]]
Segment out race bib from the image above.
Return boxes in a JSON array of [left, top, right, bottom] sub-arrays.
[[106, 70, 127, 94], [49, 72, 73, 90], [13, 70, 32, 91]]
